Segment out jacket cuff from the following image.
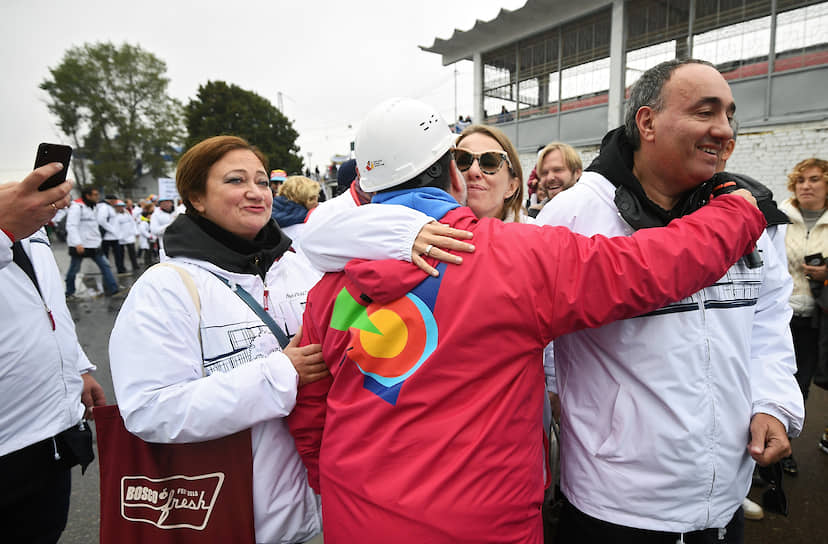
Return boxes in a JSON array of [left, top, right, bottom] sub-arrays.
[[752, 403, 802, 438], [398, 216, 433, 263]]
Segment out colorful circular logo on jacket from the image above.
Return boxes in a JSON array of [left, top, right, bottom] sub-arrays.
[[350, 294, 437, 387], [329, 278, 444, 405]]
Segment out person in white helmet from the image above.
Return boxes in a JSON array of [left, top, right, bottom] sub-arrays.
[[286, 97, 766, 544]]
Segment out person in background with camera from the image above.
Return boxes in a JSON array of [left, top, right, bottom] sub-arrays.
[[136, 201, 157, 268], [64, 186, 121, 298], [0, 163, 106, 543], [779, 157, 828, 470]]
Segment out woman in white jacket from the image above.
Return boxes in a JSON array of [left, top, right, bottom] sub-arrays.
[[779, 157, 828, 471], [109, 136, 327, 543]]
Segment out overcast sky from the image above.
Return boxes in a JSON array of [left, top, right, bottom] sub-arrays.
[[0, 0, 527, 183]]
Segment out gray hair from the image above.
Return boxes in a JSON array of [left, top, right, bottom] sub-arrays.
[[624, 58, 715, 150]]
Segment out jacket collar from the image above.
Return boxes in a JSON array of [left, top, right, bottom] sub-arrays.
[[164, 214, 291, 278], [271, 196, 309, 228], [372, 187, 460, 220]]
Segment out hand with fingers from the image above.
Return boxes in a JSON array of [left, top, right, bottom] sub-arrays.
[[81, 373, 107, 420], [411, 221, 475, 276], [748, 412, 792, 466], [803, 262, 828, 282], [0, 163, 74, 241], [284, 326, 330, 386]]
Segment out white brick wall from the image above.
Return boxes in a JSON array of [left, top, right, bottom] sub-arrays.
[[726, 120, 828, 202], [520, 119, 828, 205]]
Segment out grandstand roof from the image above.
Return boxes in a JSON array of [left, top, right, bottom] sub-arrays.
[[420, 0, 612, 65]]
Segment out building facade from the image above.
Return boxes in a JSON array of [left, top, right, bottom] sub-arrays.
[[423, 0, 828, 198]]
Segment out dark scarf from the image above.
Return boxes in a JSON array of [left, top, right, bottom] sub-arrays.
[[164, 213, 292, 279], [586, 127, 715, 229], [587, 127, 787, 229]]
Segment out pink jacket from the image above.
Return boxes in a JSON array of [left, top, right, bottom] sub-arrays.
[[288, 195, 764, 544]]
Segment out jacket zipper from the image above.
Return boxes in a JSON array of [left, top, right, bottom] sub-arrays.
[[697, 289, 716, 525], [28, 267, 71, 415], [44, 300, 55, 330], [253, 255, 269, 311]]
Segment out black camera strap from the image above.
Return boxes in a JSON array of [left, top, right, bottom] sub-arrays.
[[12, 241, 43, 297]]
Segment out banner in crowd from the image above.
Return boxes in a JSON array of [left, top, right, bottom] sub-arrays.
[[158, 178, 180, 202]]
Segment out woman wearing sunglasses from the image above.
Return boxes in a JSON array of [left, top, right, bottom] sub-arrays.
[[297, 119, 547, 411], [297, 121, 526, 276], [453, 124, 526, 223]]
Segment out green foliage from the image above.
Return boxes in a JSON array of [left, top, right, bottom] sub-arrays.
[[185, 81, 303, 174], [40, 42, 184, 193]]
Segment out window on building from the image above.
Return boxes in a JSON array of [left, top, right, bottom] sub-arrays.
[[481, 7, 611, 122], [775, 1, 828, 69], [626, 42, 677, 88], [479, 0, 827, 123]]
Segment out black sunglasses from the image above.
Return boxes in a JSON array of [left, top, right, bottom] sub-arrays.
[[452, 149, 511, 175]]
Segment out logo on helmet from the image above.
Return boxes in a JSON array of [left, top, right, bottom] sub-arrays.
[[365, 160, 384, 171]]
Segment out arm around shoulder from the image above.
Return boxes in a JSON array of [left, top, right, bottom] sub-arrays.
[[301, 202, 432, 272], [528, 193, 766, 339]]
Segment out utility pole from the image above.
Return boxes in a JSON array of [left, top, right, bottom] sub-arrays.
[[454, 64, 458, 121]]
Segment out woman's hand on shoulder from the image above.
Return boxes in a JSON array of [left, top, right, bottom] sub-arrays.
[[412, 221, 475, 277], [284, 326, 329, 386]]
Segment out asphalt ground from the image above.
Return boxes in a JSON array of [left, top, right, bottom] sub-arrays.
[[47, 238, 828, 544]]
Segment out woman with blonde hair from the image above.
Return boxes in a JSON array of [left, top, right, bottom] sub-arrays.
[[273, 176, 321, 247], [779, 157, 828, 470], [297, 119, 528, 271], [454, 124, 526, 223], [279, 176, 321, 210]]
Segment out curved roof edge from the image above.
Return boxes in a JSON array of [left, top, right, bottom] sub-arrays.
[[420, 0, 612, 65]]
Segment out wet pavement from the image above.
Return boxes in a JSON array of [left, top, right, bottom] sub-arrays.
[[48, 238, 828, 544]]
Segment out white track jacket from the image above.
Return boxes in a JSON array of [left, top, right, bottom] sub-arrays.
[[65, 200, 102, 249], [0, 229, 92, 457], [110, 251, 322, 543], [536, 172, 804, 532]]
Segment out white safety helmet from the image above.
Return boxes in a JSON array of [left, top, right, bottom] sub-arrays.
[[356, 97, 455, 193]]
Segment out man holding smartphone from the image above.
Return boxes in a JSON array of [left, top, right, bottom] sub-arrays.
[[1, 163, 107, 543], [64, 186, 121, 298]]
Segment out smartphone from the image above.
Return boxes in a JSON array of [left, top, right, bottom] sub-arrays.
[[804, 253, 824, 266], [34, 143, 72, 191]]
